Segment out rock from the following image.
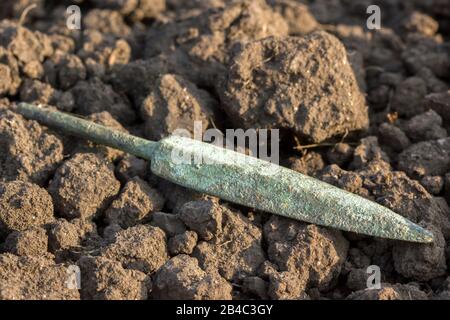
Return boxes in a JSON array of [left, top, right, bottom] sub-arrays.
[[242, 276, 269, 299], [57, 54, 87, 90], [0, 20, 53, 65], [0, 46, 21, 96], [402, 34, 450, 78], [286, 152, 325, 177], [168, 231, 198, 255], [150, 212, 187, 237], [115, 155, 149, 183], [421, 176, 444, 195], [179, 199, 223, 241], [368, 84, 391, 111], [393, 225, 446, 281], [0, 181, 54, 238], [404, 110, 447, 142], [416, 67, 448, 93], [391, 77, 428, 118], [102, 225, 169, 274], [402, 11, 439, 36], [77, 30, 131, 76], [0, 253, 80, 300], [48, 153, 120, 220], [320, 164, 368, 197], [102, 223, 123, 243], [19, 79, 75, 112], [193, 206, 266, 281], [326, 143, 355, 167], [23, 60, 44, 79], [267, 270, 310, 300], [398, 139, 450, 178], [0, 108, 64, 185], [48, 218, 97, 252], [105, 177, 165, 228], [145, 0, 288, 86], [77, 256, 150, 300], [91, 0, 166, 20], [4, 227, 48, 257], [378, 123, 411, 152], [152, 255, 232, 300], [157, 180, 206, 213], [83, 9, 131, 37], [270, 0, 319, 35], [221, 31, 368, 143], [347, 248, 371, 270], [264, 216, 349, 290], [350, 136, 389, 170], [109, 59, 169, 106], [140, 74, 217, 140], [425, 91, 450, 124], [347, 283, 428, 300], [71, 77, 135, 125], [346, 268, 369, 291]]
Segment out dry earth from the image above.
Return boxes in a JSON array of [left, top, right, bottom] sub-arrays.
[[0, 0, 450, 300]]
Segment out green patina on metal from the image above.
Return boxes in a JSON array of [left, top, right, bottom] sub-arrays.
[[15, 103, 434, 243]]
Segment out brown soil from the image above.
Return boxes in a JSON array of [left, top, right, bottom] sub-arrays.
[[0, 0, 450, 300]]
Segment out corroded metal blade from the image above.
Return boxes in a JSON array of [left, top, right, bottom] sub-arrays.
[[151, 136, 434, 243]]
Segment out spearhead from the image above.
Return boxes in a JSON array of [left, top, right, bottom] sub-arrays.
[[15, 103, 434, 243]]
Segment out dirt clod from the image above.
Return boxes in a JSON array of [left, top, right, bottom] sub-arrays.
[[220, 31, 368, 143], [47, 218, 97, 253], [179, 199, 223, 241], [404, 110, 447, 142], [347, 283, 428, 300], [242, 276, 269, 299], [141, 74, 217, 140], [48, 153, 120, 220], [77, 256, 151, 300], [105, 177, 165, 228], [145, 0, 288, 86], [398, 139, 450, 178], [378, 123, 411, 152], [1, 0, 450, 301], [393, 224, 447, 281], [4, 226, 48, 257], [115, 155, 149, 183], [168, 230, 198, 255], [102, 225, 169, 274], [264, 216, 349, 291], [91, 0, 166, 20], [421, 176, 445, 195], [0, 181, 54, 238], [0, 108, 64, 185], [150, 212, 187, 237], [0, 253, 80, 300], [193, 205, 266, 281], [425, 91, 450, 123], [71, 78, 135, 125], [152, 255, 232, 300]]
